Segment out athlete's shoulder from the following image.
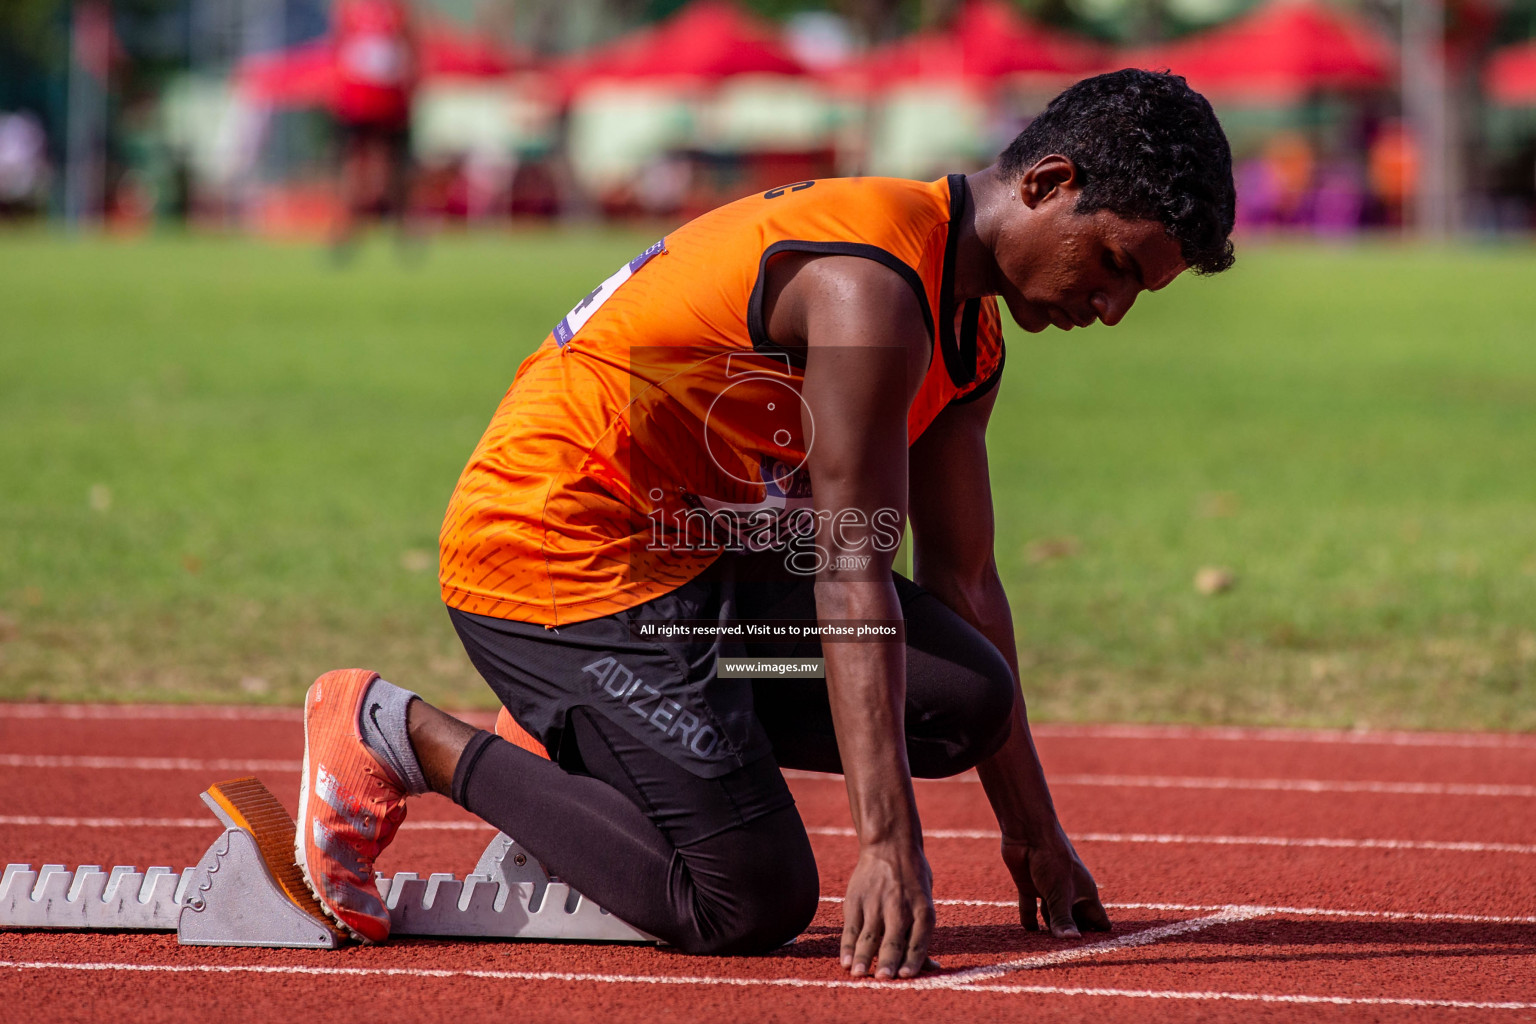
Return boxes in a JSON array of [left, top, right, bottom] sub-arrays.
[[676, 176, 954, 267], [754, 175, 949, 214]]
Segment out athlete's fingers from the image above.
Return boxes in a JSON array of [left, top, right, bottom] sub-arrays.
[[851, 910, 884, 978], [896, 901, 933, 979], [840, 899, 864, 969], [1019, 893, 1040, 931], [1044, 883, 1081, 940], [1074, 895, 1113, 933], [875, 901, 913, 980]]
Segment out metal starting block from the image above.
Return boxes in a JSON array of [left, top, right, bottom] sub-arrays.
[[1, 776, 657, 949]]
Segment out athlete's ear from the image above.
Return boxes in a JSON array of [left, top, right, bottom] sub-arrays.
[[1017, 154, 1079, 209]]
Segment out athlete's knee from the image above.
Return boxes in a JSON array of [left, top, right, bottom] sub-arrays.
[[676, 813, 820, 956], [692, 861, 819, 956], [909, 640, 1017, 777], [967, 648, 1018, 758]]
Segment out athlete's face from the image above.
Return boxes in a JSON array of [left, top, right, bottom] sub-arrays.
[[991, 161, 1187, 334]]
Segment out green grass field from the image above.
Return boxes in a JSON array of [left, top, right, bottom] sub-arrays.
[[1, 230, 1533, 729]]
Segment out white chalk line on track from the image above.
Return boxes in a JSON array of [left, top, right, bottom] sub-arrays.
[[916, 907, 1269, 987], [816, 897, 1536, 928], [9, 754, 1534, 797], [803, 826, 1536, 856], [6, 703, 1534, 751], [0, 705, 303, 722], [0, 754, 302, 773], [1031, 723, 1536, 751], [0, 959, 1532, 1010], [1050, 773, 1536, 798], [8, 814, 1534, 858], [781, 768, 1536, 798], [0, 705, 503, 725]]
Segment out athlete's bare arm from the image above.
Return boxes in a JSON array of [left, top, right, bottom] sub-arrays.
[[762, 253, 935, 980], [908, 386, 1112, 937]]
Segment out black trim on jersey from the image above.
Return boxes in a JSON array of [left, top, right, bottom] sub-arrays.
[[746, 240, 934, 365], [958, 297, 980, 381], [951, 336, 1005, 405], [936, 173, 977, 388]]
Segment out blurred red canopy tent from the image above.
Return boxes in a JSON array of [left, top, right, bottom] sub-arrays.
[[554, 0, 806, 96], [849, 0, 1105, 91], [1127, 0, 1395, 101], [235, 20, 526, 108], [1486, 39, 1536, 105]]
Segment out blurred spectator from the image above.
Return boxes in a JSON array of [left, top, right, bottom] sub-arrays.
[[1312, 161, 1366, 236], [329, 0, 420, 256], [1263, 131, 1316, 224], [1367, 121, 1417, 228], [0, 112, 49, 218]]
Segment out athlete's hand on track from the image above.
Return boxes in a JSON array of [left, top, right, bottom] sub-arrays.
[[1001, 828, 1112, 938], [840, 840, 940, 980]]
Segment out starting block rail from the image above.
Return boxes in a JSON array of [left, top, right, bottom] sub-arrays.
[[1, 777, 657, 949]]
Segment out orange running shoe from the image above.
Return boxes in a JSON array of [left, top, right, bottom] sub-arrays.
[[494, 706, 551, 760], [295, 668, 408, 944]]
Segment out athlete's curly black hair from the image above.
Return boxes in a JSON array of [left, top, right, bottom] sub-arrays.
[[999, 69, 1236, 275]]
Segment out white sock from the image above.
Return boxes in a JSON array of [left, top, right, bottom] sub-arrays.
[[356, 677, 430, 796]]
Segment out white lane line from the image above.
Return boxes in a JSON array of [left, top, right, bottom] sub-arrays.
[[997, 900, 1536, 927], [1032, 723, 1536, 751], [1051, 774, 1536, 798], [804, 826, 1536, 856], [3, 703, 1529, 752], [0, 816, 210, 829], [945, 983, 1536, 1010], [0, 754, 302, 772], [0, 705, 303, 722], [0, 815, 488, 830], [817, 896, 1536, 927], [1, 960, 1531, 1009], [9, 815, 1529, 857], [0, 705, 497, 725], [919, 907, 1268, 987], [1111, 901, 1536, 927], [782, 769, 1536, 798], [9, 758, 1530, 797]]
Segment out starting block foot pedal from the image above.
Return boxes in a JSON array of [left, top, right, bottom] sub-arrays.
[[177, 777, 344, 948]]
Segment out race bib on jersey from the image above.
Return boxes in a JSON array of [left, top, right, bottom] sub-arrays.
[[553, 239, 665, 347]]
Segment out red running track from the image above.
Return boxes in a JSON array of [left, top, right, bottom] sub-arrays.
[[2, 706, 1534, 1023]]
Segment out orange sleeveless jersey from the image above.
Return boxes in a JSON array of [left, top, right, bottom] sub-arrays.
[[439, 175, 1006, 626]]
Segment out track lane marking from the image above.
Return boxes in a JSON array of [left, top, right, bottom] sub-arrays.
[[0, 815, 489, 830], [8, 756, 1532, 796], [979, 900, 1536, 926], [0, 706, 304, 722], [5, 704, 1532, 751], [815, 897, 1536, 927], [0, 755, 303, 772], [804, 826, 1536, 855], [1031, 723, 1536, 751], [8, 816, 1533, 857], [782, 769, 1536, 798], [915, 907, 1268, 987], [0, 960, 1531, 1009], [1051, 773, 1536, 798], [0, 705, 502, 725]]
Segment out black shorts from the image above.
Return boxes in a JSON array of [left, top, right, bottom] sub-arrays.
[[449, 552, 779, 780]]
